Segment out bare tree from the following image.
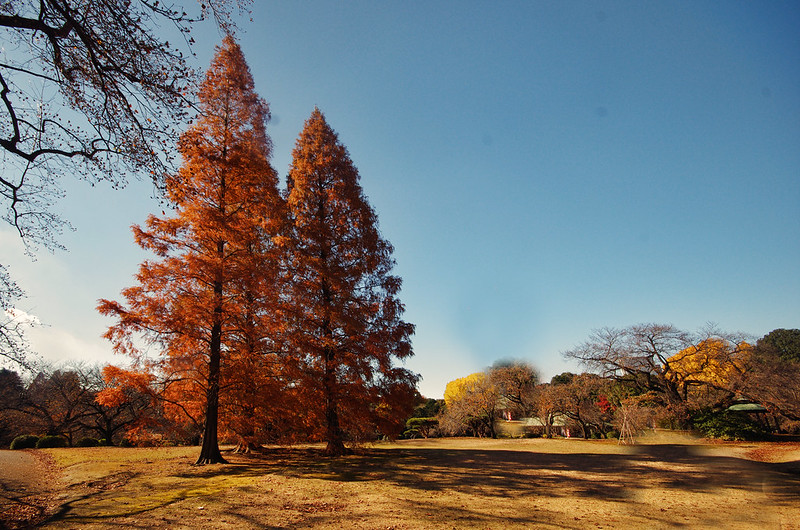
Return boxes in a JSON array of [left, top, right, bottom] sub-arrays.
[[489, 360, 539, 418], [0, 264, 35, 368], [549, 373, 613, 438], [1, 0, 249, 249], [0, 0, 247, 365], [564, 323, 750, 427], [18, 366, 94, 444]]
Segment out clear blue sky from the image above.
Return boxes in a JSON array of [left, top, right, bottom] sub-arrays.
[[3, 1, 799, 398]]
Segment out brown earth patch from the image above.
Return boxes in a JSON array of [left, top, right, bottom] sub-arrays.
[[0, 449, 63, 529]]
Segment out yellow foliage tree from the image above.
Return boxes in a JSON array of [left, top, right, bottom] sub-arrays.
[[442, 372, 499, 438], [666, 338, 752, 392], [443, 372, 488, 407]]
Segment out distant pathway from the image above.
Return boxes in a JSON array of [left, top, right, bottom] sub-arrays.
[[0, 450, 57, 529]]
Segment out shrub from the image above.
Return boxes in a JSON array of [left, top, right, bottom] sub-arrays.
[[36, 435, 69, 448], [76, 437, 101, 447], [10, 434, 40, 450], [401, 417, 439, 439], [606, 430, 620, 439], [692, 410, 766, 441]]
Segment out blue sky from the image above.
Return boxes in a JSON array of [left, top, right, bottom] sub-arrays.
[[3, 1, 799, 398]]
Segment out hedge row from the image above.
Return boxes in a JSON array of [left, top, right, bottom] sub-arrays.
[[9, 434, 105, 449]]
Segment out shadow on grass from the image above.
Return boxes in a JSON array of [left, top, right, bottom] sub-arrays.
[[42, 441, 800, 528], [238, 442, 800, 503]]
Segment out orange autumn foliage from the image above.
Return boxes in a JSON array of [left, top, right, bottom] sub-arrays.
[[283, 109, 417, 455], [97, 46, 419, 458], [98, 36, 286, 463]]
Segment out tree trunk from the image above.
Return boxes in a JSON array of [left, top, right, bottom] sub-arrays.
[[323, 346, 346, 456], [196, 344, 226, 464], [324, 403, 346, 456], [488, 415, 497, 439], [196, 279, 227, 465], [320, 266, 346, 456]]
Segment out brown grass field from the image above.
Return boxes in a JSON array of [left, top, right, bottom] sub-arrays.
[[4, 431, 800, 529]]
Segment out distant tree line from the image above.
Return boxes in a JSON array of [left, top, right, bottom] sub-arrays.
[[5, 327, 797, 448], [0, 364, 155, 448], [429, 327, 800, 442]]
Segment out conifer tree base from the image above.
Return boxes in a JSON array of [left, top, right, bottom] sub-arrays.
[[323, 440, 347, 457], [232, 441, 264, 454], [195, 452, 228, 465]]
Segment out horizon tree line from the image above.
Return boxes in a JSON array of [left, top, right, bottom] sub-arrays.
[[436, 326, 800, 440], [3, 326, 797, 448]]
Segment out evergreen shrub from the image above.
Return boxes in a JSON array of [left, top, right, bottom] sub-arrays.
[[36, 435, 69, 448], [10, 434, 39, 450], [692, 410, 766, 441]]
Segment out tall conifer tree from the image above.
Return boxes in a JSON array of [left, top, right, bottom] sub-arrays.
[[285, 109, 417, 455], [98, 36, 283, 464]]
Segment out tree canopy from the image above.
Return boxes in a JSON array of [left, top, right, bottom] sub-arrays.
[[98, 35, 283, 464], [283, 108, 416, 455], [441, 372, 499, 438], [563, 324, 751, 427], [756, 329, 800, 363]]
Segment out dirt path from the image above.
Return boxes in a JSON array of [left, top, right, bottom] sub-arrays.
[[0, 450, 60, 529]]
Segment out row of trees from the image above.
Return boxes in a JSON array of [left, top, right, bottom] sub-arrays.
[[95, 37, 415, 462], [436, 326, 800, 440], [0, 365, 152, 448], [6, 327, 797, 448]]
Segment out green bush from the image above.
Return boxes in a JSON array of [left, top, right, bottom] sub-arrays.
[[692, 410, 766, 441], [10, 434, 40, 450], [606, 430, 620, 439], [76, 437, 101, 447], [401, 417, 438, 439], [36, 435, 69, 448]]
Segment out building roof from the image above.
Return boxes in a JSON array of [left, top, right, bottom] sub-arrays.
[[727, 403, 768, 413]]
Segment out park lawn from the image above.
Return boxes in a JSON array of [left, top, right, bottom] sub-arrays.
[[40, 433, 800, 529]]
